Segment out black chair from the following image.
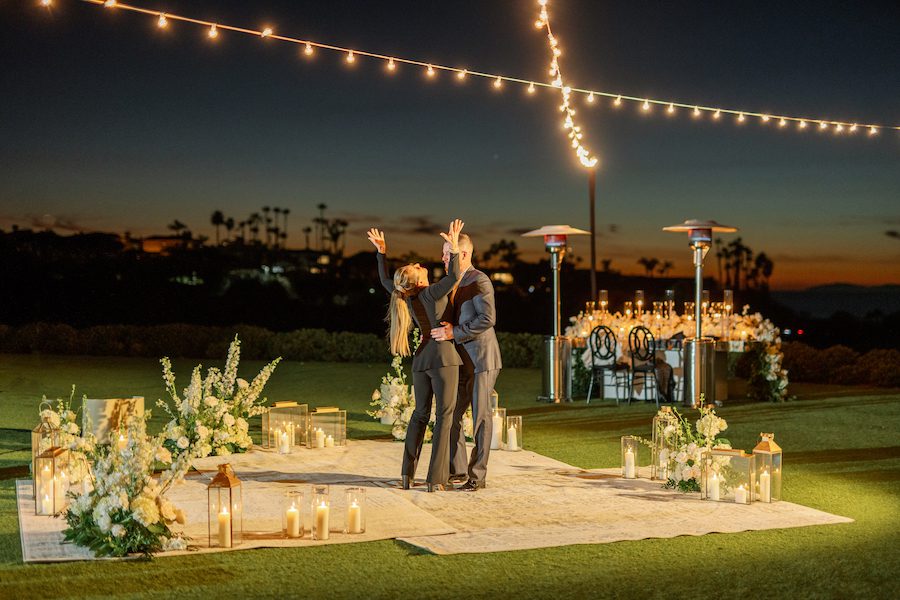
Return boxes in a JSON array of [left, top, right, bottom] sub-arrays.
[[586, 325, 628, 404], [628, 326, 660, 407]]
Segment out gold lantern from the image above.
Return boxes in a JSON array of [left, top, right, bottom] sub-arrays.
[[207, 464, 242, 548], [752, 432, 783, 502], [651, 407, 679, 481], [308, 407, 347, 448], [34, 447, 69, 516], [32, 408, 60, 497], [262, 401, 308, 453], [701, 448, 755, 505]]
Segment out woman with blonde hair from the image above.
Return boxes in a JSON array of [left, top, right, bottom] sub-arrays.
[[367, 219, 464, 492]]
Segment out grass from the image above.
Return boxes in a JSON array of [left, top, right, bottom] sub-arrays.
[[0, 353, 898, 599]]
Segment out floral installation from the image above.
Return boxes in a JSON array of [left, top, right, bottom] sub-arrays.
[[156, 335, 281, 460], [38, 387, 93, 485], [638, 401, 731, 493], [566, 304, 789, 402], [63, 414, 189, 557]]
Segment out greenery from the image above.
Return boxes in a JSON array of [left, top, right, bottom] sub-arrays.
[[0, 354, 898, 598], [781, 342, 900, 387]]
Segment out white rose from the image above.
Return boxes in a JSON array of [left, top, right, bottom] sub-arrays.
[[236, 417, 248, 432], [204, 396, 219, 407], [96, 514, 112, 533], [222, 414, 236, 427], [675, 451, 688, 464], [66, 422, 79, 435], [111, 524, 126, 538], [196, 425, 210, 440], [176, 436, 189, 449]]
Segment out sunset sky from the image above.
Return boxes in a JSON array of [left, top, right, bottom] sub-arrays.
[[1, 0, 898, 289]]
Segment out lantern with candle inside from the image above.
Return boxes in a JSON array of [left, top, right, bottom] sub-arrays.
[[623, 301, 633, 318], [262, 401, 308, 453], [34, 447, 69, 516], [621, 436, 640, 479], [207, 464, 242, 548], [282, 490, 304, 539], [32, 406, 60, 497], [651, 407, 679, 481], [504, 415, 522, 451], [489, 389, 500, 414], [635, 290, 645, 316], [344, 487, 366, 534], [701, 448, 755, 505], [307, 407, 347, 448], [490, 407, 507, 451], [664, 289, 675, 317], [599, 289, 609, 314], [312, 485, 331, 540], [752, 433, 782, 502]]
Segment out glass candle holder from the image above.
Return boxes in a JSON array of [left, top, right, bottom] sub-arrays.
[[504, 415, 522, 451], [599, 290, 609, 314], [665, 289, 675, 317], [282, 490, 304, 538], [752, 433, 783, 502], [344, 487, 366, 534], [263, 402, 308, 451], [207, 464, 242, 548], [312, 485, 331, 540], [701, 449, 755, 505], [624, 301, 633, 318], [32, 406, 60, 498], [684, 302, 695, 320], [701, 290, 710, 315], [634, 290, 645, 315], [489, 389, 500, 414], [308, 408, 347, 449], [34, 447, 68, 516], [490, 408, 506, 451], [621, 435, 640, 479], [651, 408, 678, 481], [585, 300, 596, 314]]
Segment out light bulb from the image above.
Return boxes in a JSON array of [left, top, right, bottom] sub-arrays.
[[666, 103, 675, 114], [713, 110, 721, 120], [346, 50, 355, 63], [799, 120, 807, 129], [834, 123, 843, 133], [527, 82, 536, 94], [41, 0, 52, 6], [304, 42, 313, 56], [642, 99, 650, 111], [457, 69, 467, 79], [818, 121, 828, 130], [104, 0, 117, 7], [493, 76, 502, 89], [868, 126, 877, 135], [535, 19, 544, 28], [614, 95, 622, 107], [261, 27, 273, 38], [761, 115, 770, 122], [157, 13, 167, 28], [737, 112, 746, 123], [779, 118, 787, 127], [387, 58, 396, 71], [693, 106, 701, 117], [587, 92, 595, 103], [849, 124, 858, 132], [208, 24, 218, 38], [426, 64, 435, 77]]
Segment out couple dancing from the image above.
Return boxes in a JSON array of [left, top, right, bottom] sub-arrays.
[[367, 220, 502, 492]]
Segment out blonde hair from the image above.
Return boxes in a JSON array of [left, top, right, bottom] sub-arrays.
[[387, 264, 421, 356]]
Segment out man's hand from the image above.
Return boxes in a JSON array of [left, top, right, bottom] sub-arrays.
[[430, 321, 454, 341], [366, 228, 386, 254]]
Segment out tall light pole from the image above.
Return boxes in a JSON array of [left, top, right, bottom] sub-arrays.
[[523, 225, 590, 403], [662, 220, 737, 407], [588, 169, 598, 301]]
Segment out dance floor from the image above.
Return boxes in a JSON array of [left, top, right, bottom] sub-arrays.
[[16, 440, 851, 562]]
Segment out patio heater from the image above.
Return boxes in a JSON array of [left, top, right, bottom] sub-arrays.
[[522, 225, 589, 403], [662, 220, 737, 407]]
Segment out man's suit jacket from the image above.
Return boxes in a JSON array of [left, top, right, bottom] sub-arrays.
[[450, 267, 502, 374]]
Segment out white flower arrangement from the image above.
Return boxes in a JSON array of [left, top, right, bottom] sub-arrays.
[[63, 414, 188, 557], [156, 335, 280, 460], [38, 387, 94, 485]]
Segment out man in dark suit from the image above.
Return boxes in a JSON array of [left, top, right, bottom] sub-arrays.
[[431, 233, 502, 491]]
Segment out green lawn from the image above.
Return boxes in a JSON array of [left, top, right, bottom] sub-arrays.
[[1, 353, 898, 599]]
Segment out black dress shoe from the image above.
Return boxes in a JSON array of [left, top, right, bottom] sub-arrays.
[[458, 480, 485, 492], [448, 474, 468, 484], [401, 475, 412, 490]]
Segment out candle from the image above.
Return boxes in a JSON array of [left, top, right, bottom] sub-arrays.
[[734, 484, 747, 505], [347, 501, 362, 534], [218, 506, 232, 547], [117, 433, 127, 451], [490, 413, 503, 450], [325, 434, 334, 448], [709, 471, 720, 501], [41, 493, 52, 515], [658, 450, 668, 480], [286, 503, 301, 538], [624, 448, 636, 479], [315, 501, 330, 540], [279, 430, 290, 454], [315, 428, 326, 449], [759, 469, 771, 502], [506, 425, 518, 451]]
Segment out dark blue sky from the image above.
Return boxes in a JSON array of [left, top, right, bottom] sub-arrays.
[[1, 0, 898, 288]]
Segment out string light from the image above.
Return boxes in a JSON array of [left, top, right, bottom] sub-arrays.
[[387, 57, 395, 71], [457, 69, 467, 80], [60, 0, 894, 143], [41, 0, 53, 6], [667, 103, 675, 115], [493, 75, 502, 89]]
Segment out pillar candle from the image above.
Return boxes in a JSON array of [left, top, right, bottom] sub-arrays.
[[506, 425, 518, 451], [734, 484, 747, 504], [41, 493, 52, 515], [658, 450, 668, 480], [315, 501, 330, 540], [759, 469, 771, 502], [286, 504, 301, 538], [624, 448, 636, 479], [315, 428, 326, 448], [218, 507, 232, 547], [117, 434, 127, 451], [347, 501, 362, 534], [490, 413, 503, 450], [279, 431, 290, 454], [325, 435, 335, 448], [709, 471, 720, 501]]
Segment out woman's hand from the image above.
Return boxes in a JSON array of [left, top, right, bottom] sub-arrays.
[[366, 228, 386, 254], [439, 219, 464, 252]]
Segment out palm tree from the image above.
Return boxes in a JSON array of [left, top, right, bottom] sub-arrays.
[[657, 260, 674, 277], [249, 213, 261, 243], [210, 211, 224, 245], [302, 226, 312, 249], [273, 208, 282, 248], [714, 237, 724, 285], [224, 217, 235, 242], [262, 206, 271, 247], [282, 208, 290, 247], [637, 257, 659, 277], [316, 203, 327, 250], [601, 259, 613, 273]]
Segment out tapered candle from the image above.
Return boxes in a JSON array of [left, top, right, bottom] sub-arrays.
[[218, 506, 232, 547], [347, 501, 362, 534], [315, 501, 330, 540], [286, 503, 301, 538], [624, 448, 636, 479]]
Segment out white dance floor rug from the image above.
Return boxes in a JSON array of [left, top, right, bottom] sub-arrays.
[[16, 440, 851, 561]]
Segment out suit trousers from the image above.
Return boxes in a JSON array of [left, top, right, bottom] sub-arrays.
[[401, 365, 459, 485], [449, 366, 500, 484]]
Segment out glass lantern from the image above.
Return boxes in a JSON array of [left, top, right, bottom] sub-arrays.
[[701, 449, 755, 505], [490, 407, 506, 451], [208, 464, 242, 548], [34, 447, 69, 516], [752, 432, 783, 503], [262, 401, 308, 453], [489, 389, 500, 414], [344, 487, 366, 534], [621, 435, 640, 479], [624, 301, 633, 318], [32, 407, 60, 496], [665, 289, 675, 317], [684, 301, 695, 320], [599, 290, 609, 314], [282, 490, 304, 539], [312, 485, 331, 540], [634, 290, 645, 316], [308, 407, 347, 448], [651, 407, 679, 481], [504, 415, 522, 451]]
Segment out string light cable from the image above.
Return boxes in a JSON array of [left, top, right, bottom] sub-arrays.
[[39, 0, 897, 147]]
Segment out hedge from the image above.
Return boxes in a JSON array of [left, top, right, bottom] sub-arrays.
[[0, 323, 546, 369], [781, 342, 900, 387]]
